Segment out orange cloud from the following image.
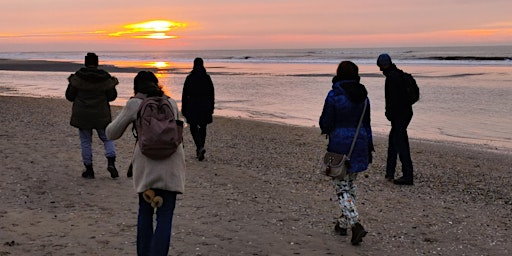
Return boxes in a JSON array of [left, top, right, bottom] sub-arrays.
[[109, 20, 186, 39]]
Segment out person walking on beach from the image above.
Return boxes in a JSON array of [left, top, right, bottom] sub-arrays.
[[377, 53, 414, 185], [65, 52, 119, 179], [106, 71, 185, 256], [319, 61, 373, 246], [181, 57, 215, 161]]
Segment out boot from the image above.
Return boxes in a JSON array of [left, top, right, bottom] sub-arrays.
[[107, 157, 119, 179], [198, 148, 206, 161], [351, 222, 367, 245], [82, 163, 95, 179]]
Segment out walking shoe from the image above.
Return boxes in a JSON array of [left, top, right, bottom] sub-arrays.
[[385, 175, 394, 182], [351, 222, 367, 245], [334, 221, 347, 236], [393, 176, 414, 185]]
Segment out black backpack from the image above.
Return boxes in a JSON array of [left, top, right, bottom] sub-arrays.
[[401, 71, 420, 105]]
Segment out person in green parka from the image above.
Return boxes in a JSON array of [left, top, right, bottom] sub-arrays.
[[65, 52, 119, 179]]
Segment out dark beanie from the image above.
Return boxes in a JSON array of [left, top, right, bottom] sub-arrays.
[[85, 52, 99, 67], [336, 61, 359, 80], [193, 57, 204, 68], [377, 53, 392, 69]]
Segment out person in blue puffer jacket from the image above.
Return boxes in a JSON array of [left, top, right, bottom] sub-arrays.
[[319, 60, 374, 246]]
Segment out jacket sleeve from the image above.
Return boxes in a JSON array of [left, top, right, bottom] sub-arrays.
[[208, 75, 215, 114], [181, 77, 190, 117], [65, 75, 76, 101], [106, 99, 139, 140], [319, 92, 335, 135]]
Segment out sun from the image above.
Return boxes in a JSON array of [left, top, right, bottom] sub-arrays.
[[109, 20, 186, 39], [148, 61, 170, 69]]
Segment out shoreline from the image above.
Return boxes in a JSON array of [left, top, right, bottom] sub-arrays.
[[0, 95, 511, 255]]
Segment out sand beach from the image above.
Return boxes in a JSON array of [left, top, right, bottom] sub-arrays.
[[0, 94, 511, 256]]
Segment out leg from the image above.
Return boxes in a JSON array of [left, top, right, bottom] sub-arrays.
[[333, 173, 359, 227], [197, 124, 207, 161], [97, 129, 119, 178], [385, 128, 397, 179], [79, 129, 93, 165], [151, 190, 177, 256], [189, 123, 201, 154], [392, 116, 414, 184], [137, 193, 155, 256], [198, 124, 207, 150], [79, 129, 95, 178], [97, 129, 116, 158]]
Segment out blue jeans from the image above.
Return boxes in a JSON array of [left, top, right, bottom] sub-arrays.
[[137, 190, 177, 256], [79, 129, 116, 165], [386, 115, 414, 180]]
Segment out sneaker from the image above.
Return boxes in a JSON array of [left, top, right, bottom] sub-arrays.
[[334, 221, 347, 236], [351, 222, 367, 245], [393, 176, 414, 185]]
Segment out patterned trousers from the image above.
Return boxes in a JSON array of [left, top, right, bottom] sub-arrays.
[[333, 173, 359, 228]]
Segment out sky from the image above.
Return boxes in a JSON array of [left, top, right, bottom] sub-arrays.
[[1, 0, 511, 52]]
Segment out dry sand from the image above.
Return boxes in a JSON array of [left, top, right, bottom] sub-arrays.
[[0, 95, 511, 256]]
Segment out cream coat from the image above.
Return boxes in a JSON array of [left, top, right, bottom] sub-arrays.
[[106, 97, 186, 194]]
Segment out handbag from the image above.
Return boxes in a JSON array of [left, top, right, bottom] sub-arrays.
[[321, 99, 367, 179]]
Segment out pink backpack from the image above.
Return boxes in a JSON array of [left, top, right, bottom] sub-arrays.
[[133, 94, 183, 159]]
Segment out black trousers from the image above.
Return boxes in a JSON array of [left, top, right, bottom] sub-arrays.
[[386, 115, 414, 180], [189, 123, 207, 152]]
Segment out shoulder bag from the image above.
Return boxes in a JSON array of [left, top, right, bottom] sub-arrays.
[[321, 99, 367, 179]]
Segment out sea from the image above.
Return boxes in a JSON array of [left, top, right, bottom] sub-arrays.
[[1, 46, 511, 153]]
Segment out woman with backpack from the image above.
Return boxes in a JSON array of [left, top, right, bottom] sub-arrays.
[[106, 71, 185, 256]]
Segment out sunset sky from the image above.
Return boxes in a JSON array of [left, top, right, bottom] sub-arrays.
[[1, 0, 511, 51]]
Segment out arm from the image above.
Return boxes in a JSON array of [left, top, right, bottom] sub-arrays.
[[106, 99, 140, 140], [65, 84, 76, 101], [319, 92, 335, 135], [181, 77, 190, 117], [208, 75, 215, 114]]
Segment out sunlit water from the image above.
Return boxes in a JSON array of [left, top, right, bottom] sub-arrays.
[[1, 47, 511, 153]]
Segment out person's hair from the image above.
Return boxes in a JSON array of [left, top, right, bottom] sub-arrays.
[[134, 71, 164, 97], [336, 61, 360, 81], [193, 57, 204, 68]]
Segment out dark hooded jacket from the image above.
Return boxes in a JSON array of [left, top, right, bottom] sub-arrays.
[[319, 79, 373, 173], [382, 64, 413, 121], [65, 67, 118, 129], [181, 66, 215, 125]]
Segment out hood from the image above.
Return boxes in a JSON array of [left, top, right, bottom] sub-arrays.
[[382, 64, 399, 76], [68, 68, 118, 91], [333, 80, 368, 104]]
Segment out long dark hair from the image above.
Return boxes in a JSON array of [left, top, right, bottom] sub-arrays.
[[133, 71, 164, 97]]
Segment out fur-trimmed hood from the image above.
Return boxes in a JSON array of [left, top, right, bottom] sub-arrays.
[[68, 67, 118, 91]]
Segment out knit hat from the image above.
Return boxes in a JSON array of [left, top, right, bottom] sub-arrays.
[[377, 53, 392, 69], [84, 52, 99, 67]]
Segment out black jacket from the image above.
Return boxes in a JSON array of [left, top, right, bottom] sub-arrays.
[[181, 67, 215, 125], [382, 65, 413, 121]]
